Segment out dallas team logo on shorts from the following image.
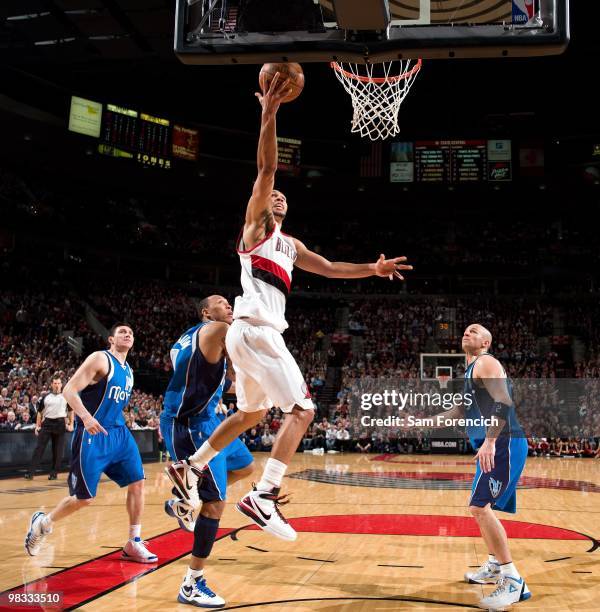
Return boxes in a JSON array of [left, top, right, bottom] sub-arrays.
[[71, 473, 78, 489], [489, 477, 503, 498]]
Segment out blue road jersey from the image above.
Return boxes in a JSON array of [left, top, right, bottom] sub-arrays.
[[464, 353, 528, 513], [69, 350, 143, 499], [160, 321, 252, 503], [163, 322, 227, 424], [463, 353, 524, 450], [78, 351, 134, 428]]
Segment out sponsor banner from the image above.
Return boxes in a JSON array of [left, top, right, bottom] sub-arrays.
[[172, 125, 199, 161], [69, 96, 102, 138]]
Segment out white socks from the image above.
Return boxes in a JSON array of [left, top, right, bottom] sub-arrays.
[[129, 524, 141, 540], [488, 553, 499, 567], [500, 561, 521, 580], [189, 441, 219, 467], [257, 458, 287, 491], [186, 567, 204, 583]]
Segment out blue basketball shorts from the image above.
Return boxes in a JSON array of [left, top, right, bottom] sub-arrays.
[[68, 425, 145, 500], [160, 412, 253, 503], [469, 436, 528, 514]]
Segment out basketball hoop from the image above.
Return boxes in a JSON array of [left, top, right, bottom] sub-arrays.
[[331, 59, 422, 141], [437, 375, 450, 390]]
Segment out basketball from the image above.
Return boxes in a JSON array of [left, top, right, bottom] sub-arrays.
[[259, 62, 304, 103]]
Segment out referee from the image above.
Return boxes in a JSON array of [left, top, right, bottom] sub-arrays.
[[26, 376, 73, 480]]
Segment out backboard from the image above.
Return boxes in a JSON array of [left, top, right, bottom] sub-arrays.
[[175, 0, 569, 65], [420, 353, 467, 382]]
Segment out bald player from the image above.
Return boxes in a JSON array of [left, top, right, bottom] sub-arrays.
[[429, 324, 530, 610]]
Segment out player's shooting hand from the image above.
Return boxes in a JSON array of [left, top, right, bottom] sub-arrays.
[[474, 439, 496, 474], [374, 254, 413, 280], [83, 415, 108, 436], [255, 72, 292, 115]]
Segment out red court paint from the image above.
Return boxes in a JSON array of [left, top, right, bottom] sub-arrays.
[[3, 515, 588, 609], [2, 527, 234, 610]]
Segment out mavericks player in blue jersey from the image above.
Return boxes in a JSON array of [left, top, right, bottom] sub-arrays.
[[433, 324, 530, 610], [24, 324, 157, 563], [161, 295, 254, 609]]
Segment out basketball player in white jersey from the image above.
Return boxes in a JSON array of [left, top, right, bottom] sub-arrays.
[[169, 73, 412, 541]]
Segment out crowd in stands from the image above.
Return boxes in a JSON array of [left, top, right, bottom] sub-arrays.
[[2, 164, 600, 456], [2, 282, 600, 456], [4, 163, 600, 294]]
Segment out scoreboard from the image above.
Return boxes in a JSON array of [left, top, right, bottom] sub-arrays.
[[277, 137, 302, 175], [450, 140, 486, 182], [138, 112, 171, 158], [415, 141, 451, 182], [415, 140, 487, 183], [97, 103, 199, 167], [101, 104, 139, 151], [101, 105, 171, 158]]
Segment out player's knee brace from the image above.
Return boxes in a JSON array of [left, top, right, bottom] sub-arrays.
[[192, 514, 220, 559]]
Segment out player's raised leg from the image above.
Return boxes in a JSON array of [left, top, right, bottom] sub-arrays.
[[178, 66, 410, 543]]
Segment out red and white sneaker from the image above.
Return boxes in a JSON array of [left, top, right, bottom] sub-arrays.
[[121, 537, 158, 563], [236, 485, 296, 542], [165, 460, 205, 509]]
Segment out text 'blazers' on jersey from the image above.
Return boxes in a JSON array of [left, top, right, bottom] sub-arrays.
[[234, 224, 297, 333]]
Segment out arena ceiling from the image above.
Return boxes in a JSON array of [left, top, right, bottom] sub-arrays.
[[1, 0, 176, 64], [0, 2, 596, 139]]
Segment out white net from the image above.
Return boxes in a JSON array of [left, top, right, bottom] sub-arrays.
[[331, 59, 422, 141]]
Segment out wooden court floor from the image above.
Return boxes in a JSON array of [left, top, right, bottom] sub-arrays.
[[2, 453, 599, 610]]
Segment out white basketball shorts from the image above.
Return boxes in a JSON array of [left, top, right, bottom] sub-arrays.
[[226, 319, 315, 414]]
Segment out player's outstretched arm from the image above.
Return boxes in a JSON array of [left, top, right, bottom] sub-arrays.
[[244, 73, 292, 249], [294, 239, 412, 280], [63, 352, 109, 435]]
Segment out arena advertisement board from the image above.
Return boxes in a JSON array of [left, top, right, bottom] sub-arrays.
[[488, 139, 512, 181], [68, 96, 102, 138], [172, 124, 199, 160], [390, 142, 414, 182]]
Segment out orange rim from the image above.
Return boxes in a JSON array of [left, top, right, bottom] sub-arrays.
[[330, 59, 422, 83]]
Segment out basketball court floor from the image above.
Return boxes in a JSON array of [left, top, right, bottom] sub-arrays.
[[2, 453, 598, 610]]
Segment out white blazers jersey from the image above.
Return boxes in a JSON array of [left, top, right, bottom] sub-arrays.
[[234, 223, 297, 332]]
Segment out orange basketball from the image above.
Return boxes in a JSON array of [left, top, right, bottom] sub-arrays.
[[259, 62, 304, 103]]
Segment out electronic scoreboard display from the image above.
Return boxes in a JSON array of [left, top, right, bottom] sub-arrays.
[[277, 137, 301, 175], [98, 104, 200, 168], [415, 141, 451, 182], [138, 112, 171, 158], [414, 140, 487, 183], [450, 140, 487, 182], [101, 104, 138, 151]]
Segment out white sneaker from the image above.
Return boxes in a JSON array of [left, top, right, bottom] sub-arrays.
[[478, 575, 531, 610], [121, 537, 158, 563], [25, 511, 52, 556], [236, 485, 296, 542], [165, 460, 205, 509], [178, 576, 225, 608], [165, 498, 196, 532], [465, 560, 501, 584]]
